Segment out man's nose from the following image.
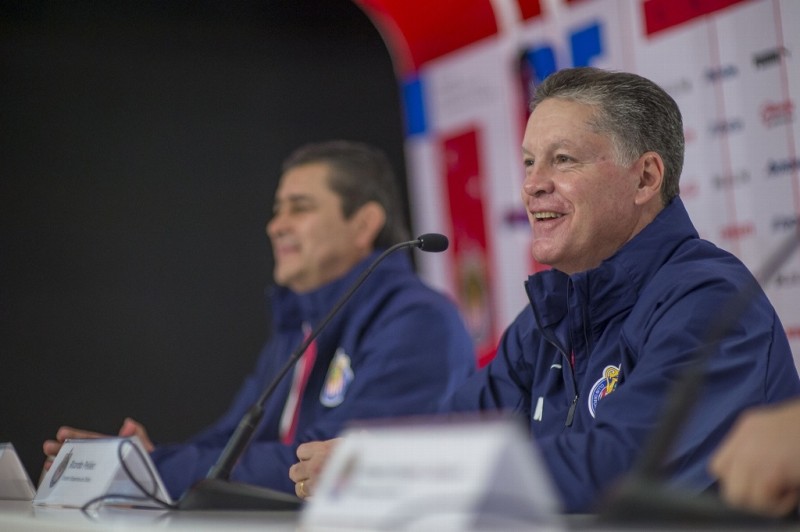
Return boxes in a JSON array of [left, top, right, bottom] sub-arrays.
[[522, 165, 554, 197]]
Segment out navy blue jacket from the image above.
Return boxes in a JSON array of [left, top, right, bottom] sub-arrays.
[[447, 198, 800, 513], [151, 251, 476, 498]]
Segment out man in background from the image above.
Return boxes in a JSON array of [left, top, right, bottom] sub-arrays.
[[44, 140, 476, 498]]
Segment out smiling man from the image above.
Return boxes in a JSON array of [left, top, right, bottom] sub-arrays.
[[43, 140, 475, 499], [520, 96, 664, 275], [289, 68, 800, 513]]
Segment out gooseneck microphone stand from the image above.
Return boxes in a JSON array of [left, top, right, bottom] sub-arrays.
[[178, 234, 449, 510]]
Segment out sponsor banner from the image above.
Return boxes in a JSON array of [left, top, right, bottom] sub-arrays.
[[363, 0, 800, 364]]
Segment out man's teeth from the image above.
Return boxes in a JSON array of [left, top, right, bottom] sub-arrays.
[[534, 212, 562, 220]]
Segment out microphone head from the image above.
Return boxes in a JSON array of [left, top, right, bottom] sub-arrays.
[[416, 233, 449, 252]]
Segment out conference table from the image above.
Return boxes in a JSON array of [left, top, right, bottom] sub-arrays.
[[5, 500, 800, 531], [0, 500, 610, 531], [0, 501, 300, 531]]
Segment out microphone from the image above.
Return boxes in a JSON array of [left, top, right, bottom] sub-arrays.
[[598, 230, 800, 526], [178, 233, 449, 511], [417, 232, 449, 253]]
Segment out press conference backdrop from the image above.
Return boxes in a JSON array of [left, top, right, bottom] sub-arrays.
[[357, 0, 800, 367], [0, 0, 407, 482]]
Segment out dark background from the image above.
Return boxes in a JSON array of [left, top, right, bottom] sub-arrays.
[[0, 0, 408, 482]]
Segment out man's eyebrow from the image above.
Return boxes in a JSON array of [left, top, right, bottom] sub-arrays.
[[548, 138, 577, 149], [272, 193, 316, 211], [275, 193, 315, 204], [522, 138, 575, 155]]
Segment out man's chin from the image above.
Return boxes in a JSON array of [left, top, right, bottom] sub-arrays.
[[530, 247, 556, 267], [272, 268, 298, 288]]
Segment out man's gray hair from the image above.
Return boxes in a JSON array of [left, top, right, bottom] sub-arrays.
[[531, 67, 684, 205]]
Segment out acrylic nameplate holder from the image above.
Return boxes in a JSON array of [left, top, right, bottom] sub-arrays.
[[0, 443, 36, 500], [34, 436, 173, 509], [301, 416, 563, 530]]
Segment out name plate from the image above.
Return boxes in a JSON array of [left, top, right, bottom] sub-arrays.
[[34, 436, 173, 509], [301, 416, 563, 530], [0, 443, 36, 500]]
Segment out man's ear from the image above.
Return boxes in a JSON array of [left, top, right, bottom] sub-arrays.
[[352, 201, 386, 250], [634, 151, 665, 206]]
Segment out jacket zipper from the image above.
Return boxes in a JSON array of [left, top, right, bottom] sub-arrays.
[[529, 290, 580, 427], [566, 394, 579, 426]]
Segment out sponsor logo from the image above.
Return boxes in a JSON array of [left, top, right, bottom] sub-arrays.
[[771, 215, 799, 232], [785, 326, 800, 339], [711, 170, 750, 189], [776, 271, 800, 287], [663, 78, 693, 97], [720, 222, 755, 241], [753, 46, 790, 68], [709, 118, 744, 136], [768, 158, 800, 176], [503, 207, 529, 227], [706, 64, 738, 82], [762, 100, 794, 128], [680, 181, 700, 199]]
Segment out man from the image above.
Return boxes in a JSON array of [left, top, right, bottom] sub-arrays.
[[43, 140, 476, 499], [710, 398, 800, 517], [288, 68, 800, 513]]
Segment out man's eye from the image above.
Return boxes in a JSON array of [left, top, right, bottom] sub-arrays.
[[274, 203, 311, 216]]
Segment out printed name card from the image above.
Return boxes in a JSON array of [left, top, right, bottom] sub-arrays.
[[34, 436, 173, 509], [0, 443, 36, 500], [301, 416, 563, 530]]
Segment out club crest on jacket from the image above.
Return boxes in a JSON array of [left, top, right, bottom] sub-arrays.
[[320, 348, 354, 407], [588, 365, 620, 418]]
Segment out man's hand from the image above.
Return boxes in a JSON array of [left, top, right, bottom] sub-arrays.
[[117, 417, 155, 452], [288, 438, 341, 499], [710, 401, 800, 517], [42, 417, 154, 472]]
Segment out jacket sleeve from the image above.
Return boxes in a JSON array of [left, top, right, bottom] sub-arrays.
[[150, 440, 301, 501], [148, 336, 296, 499], [150, 293, 476, 499], [288, 297, 477, 446], [538, 279, 800, 513], [444, 307, 535, 414]]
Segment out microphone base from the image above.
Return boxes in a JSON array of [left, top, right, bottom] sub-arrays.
[[596, 476, 791, 529], [177, 478, 303, 511]]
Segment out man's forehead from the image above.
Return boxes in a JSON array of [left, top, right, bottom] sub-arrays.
[[523, 108, 605, 152], [273, 182, 343, 213], [276, 166, 334, 197]]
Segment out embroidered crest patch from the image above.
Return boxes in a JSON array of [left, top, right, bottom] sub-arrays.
[[588, 365, 620, 418], [320, 348, 354, 407]]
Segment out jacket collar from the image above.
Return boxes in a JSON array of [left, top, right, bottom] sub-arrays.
[[526, 197, 698, 330], [270, 249, 413, 331]]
